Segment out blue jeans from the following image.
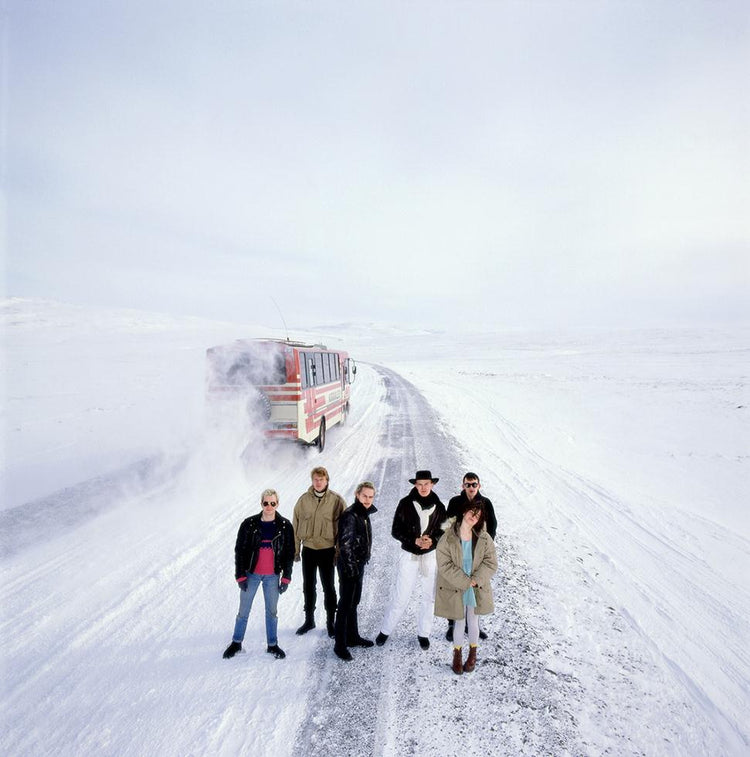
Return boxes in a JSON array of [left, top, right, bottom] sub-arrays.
[[231, 573, 280, 646]]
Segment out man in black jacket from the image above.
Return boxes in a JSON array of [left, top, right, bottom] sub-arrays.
[[375, 470, 446, 650], [333, 482, 377, 661], [222, 489, 295, 660], [446, 472, 497, 537], [445, 471, 497, 642]]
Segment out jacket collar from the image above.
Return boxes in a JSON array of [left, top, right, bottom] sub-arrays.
[[352, 499, 377, 516], [251, 511, 282, 524], [458, 489, 486, 505], [409, 488, 442, 507]]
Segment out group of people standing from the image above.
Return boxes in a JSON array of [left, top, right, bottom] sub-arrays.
[[222, 466, 498, 675]]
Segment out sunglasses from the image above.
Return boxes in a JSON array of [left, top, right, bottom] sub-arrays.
[[262, 501, 278, 507], [464, 482, 479, 488]]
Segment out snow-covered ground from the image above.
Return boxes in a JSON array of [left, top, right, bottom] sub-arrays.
[[1, 298, 748, 756]]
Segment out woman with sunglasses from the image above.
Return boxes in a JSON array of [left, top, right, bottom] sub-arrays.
[[222, 489, 295, 660], [435, 500, 498, 674]]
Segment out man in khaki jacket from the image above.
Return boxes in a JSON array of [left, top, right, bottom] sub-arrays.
[[293, 466, 346, 636]]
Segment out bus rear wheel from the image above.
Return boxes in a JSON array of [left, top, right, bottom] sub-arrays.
[[317, 418, 326, 453]]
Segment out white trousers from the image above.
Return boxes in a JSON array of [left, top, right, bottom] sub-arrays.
[[380, 549, 437, 638]]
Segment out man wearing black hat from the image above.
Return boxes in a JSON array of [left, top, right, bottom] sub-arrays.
[[375, 470, 447, 650]]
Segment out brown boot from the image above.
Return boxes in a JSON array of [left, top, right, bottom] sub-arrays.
[[463, 645, 477, 673], [452, 647, 463, 675]]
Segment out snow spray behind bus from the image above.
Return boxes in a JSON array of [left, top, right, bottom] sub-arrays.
[[205, 339, 356, 452]]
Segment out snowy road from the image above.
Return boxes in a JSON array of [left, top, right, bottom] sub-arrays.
[[1, 363, 580, 756], [294, 365, 581, 756], [2, 331, 747, 756]]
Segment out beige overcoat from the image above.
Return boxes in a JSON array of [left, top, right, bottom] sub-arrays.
[[434, 519, 497, 620]]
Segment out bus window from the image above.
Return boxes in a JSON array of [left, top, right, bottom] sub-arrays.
[[299, 352, 308, 389], [306, 353, 316, 387], [314, 353, 324, 386]]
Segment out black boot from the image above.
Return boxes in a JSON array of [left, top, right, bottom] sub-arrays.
[[296, 612, 316, 635], [222, 641, 242, 659], [334, 645, 353, 661], [326, 611, 336, 638], [348, 635, 374, 648]]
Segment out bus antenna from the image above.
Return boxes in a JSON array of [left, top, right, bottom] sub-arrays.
[[270, 296, 290, 341]]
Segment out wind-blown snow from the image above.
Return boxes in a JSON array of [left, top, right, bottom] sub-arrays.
[[1, 298, 748, 756]]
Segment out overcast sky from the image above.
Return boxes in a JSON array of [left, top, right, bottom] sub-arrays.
[[3, 1, 748, 332]]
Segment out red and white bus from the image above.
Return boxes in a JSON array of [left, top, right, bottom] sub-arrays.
[[205, 338, 356, 451]]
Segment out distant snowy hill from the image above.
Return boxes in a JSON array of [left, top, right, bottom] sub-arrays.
[[312, 321, 444, 338]]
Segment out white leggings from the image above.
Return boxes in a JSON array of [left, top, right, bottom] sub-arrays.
[[452, 606, 479, 647]]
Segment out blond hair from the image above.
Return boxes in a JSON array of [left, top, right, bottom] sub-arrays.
[[355, 481, 375, 495], [259, 488, 279, 506], [310, 466, 329, 481]]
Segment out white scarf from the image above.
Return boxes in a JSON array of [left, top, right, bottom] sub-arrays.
[[412, 501, 436, 576], [412, 500, 435, 533]]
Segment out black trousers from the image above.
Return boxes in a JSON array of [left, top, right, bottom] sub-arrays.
[[301, 546, 337, 615], [334, 568, 363, 648]]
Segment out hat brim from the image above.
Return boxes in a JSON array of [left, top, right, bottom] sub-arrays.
[[409, 478, 439, 484]]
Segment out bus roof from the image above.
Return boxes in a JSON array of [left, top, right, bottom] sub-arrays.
[[207, 338, 331, 353]]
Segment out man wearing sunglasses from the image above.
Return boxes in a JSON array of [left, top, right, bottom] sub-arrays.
[[445, 472, 497, 642], [222, 489, 295, 660]]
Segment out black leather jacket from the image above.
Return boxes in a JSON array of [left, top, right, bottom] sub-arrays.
[[234, 513, 295, 581], [336, 500, 377, 578], [446, 491, 497, 539], [391, 489, 446, 555]]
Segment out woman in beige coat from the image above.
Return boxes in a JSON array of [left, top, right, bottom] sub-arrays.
[[435, 501, 498, 674]]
